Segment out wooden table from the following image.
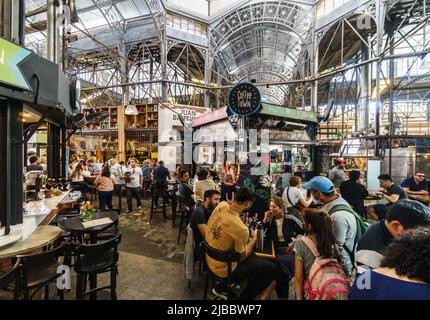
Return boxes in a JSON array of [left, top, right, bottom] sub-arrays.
[[255, 238, 275, 261], [0, 226, 61, 259]]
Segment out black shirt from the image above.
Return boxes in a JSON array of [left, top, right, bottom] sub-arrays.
[[179, 181, 194, 208], [386, 184, 407, 204], [400, 176, 428, 192], [357, 220, 393, 254], [190, 204, 212, 248], [340, 180, 369, 217], [153, 166, 170, 183]]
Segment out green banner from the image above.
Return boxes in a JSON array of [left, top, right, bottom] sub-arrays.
[[260, 103, 318, 123], [0, 37, 32, 90]]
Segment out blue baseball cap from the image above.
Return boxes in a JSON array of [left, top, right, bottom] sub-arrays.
[[303, 176, 335, 193]]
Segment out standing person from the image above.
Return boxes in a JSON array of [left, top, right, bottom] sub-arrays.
[[109, 158, 126, 210], [350, 228, 430, 300], [367, 174, 407, 221], [329, 158, 346, 190], [401, 172, 429, 200], [95, 164, 116, 210], [340, 170, 369, 218], [282, 176, 312, 219], [194, 169, 217, 203], [152, 160, 171, 214], [142, 159, 153, 199], [205, 188, 278, 300], [87, 158, 101, 175], [69, 154, 78, 170], [294, 211, 345, 300], [27, 155, 44, 171], [355, 199, 430, 272], [123, 158, 143, 213], [303, 176, 357, 276], [69, 161, 91, 182]]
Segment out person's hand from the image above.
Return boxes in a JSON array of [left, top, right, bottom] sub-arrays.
[[263, 210, 272, 223]]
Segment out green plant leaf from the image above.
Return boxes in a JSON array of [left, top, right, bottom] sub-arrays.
[[255, 188, 270, 200]]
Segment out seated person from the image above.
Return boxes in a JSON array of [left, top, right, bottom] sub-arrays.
[[262, 196, 304, 298], [69, 162, 91, 182], [401, 172, 429, 200], [178, 170, 195, 209], [190, 190, 221, 258], [205, 188, 278, 300], [367, 174, 407, 221], [356, 199, 430, 272], [282, 176, 312, 218], [340, 170, 369, 217], [350, 227, 430, 300], [294, 210, 345, 300], [194, 169, 217, 203]]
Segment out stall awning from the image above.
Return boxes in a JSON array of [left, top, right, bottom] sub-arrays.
[[193, 120, 238, 143], [192, 106, 228, 127], [260, 103, 319, 123]]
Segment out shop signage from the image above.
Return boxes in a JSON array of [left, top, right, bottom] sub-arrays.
[[260, 103, 318, 123], [192, 106, 228, 127], [228, 82, 261, 116], [0, 37, 32, 90]]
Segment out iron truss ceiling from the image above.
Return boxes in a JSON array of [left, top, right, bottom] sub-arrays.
[[210, 0, 313, 105]]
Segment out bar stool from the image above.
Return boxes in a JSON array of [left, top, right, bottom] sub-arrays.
[[177, 197, 192, 245], [150, 183, 168, 224]]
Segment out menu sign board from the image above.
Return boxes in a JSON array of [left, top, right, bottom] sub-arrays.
[[228, 82, 261, 116]]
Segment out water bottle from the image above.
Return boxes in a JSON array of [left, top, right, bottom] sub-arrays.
[[256, 223, 264, 251]]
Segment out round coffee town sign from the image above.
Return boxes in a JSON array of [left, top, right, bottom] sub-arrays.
[[228, 82, 262, 116]]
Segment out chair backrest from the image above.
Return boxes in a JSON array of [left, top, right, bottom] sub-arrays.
[[0, 258, 22, 299], [72, 233, 121, 271], [18, 241, 69, 285], [204, 241, 240, 281]]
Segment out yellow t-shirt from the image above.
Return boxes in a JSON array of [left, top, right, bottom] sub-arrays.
[[205, 201, 249, 278]]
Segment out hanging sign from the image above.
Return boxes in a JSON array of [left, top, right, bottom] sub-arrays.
[[228, 82, 261, 116], [0, 37, 32, 91]]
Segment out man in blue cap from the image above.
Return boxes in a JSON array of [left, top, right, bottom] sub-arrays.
[[303, 176, 357, 276]]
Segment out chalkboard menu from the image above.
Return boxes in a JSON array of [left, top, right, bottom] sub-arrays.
[[228, 82, 261, 116]]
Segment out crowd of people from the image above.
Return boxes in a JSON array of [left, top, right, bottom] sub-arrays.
[[183, 166, 430, 300]]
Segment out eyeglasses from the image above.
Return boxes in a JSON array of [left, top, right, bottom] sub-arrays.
[[417, 174, 426, 178]]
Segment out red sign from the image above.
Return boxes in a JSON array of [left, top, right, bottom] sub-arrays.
[[192, 106, 228, 127]]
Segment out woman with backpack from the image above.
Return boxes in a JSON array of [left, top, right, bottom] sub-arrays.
[[294, 211, 350, 300]]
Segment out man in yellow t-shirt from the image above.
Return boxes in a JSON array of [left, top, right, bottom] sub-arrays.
[[205, 188, 278, 300]]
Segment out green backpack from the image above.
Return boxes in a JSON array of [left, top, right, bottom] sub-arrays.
[[328, 204, 370, 264]]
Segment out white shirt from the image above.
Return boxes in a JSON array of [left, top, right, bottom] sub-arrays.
[[282, 186, 304, 208], [71, 170, 90, 182], [275, 218, 284, 242], [110, 164, 126, 185], [124, 166, 142, 188]]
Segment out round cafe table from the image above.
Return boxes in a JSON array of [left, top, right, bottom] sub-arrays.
[[0, 225, 62, 259], [58, 210, 118, 244]]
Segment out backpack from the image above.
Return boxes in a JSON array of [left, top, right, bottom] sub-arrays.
[[301, 236, 351, 300], [328, 204, 370, 264]]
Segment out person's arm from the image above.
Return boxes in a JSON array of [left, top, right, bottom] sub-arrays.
[[298, 197, 312, 208], [197, 224, 207, 238], [140, 171, 143, 188], [239, 230, 257, 262], [406, 189, 429, 196], [294, 255, 305, 300], [382, 193, 399, 203]]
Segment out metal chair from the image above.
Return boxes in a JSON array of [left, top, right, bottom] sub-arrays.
[[150, 183, 168, 224], [72, 233, 121, 300], [177, 197, 192, 245], [203, 241, 241, 300], [0, 258, 22, 300]]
